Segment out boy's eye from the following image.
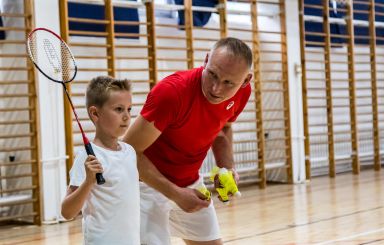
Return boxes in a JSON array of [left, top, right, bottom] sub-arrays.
[[128, 107, 132, 113], [116, 107, 123, 112]]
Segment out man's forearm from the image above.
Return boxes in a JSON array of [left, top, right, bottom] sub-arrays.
[[212, 125, 235, 169], [137, 152, 180, 200]]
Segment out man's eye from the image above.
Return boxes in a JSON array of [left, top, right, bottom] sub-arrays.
[[225, 81, 234, 86]]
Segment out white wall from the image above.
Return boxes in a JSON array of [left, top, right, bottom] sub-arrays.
[[285, 0, 306, 182], [33, 0, 67, 223]]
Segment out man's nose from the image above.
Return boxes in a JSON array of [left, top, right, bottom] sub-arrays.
[[212, 81, 222, 93]]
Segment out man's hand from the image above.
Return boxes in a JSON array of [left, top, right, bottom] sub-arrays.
[[232, 168, 240, 185], [213, 168, 240, 188], [172, 187, 210, 213], [212, 167, 241, 203]]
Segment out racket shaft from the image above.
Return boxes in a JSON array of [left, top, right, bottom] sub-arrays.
[[84, 143, 106, 185]]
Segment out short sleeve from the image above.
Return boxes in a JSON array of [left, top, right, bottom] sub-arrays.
[[228, 83, 251, 122], [140, 76, 181, 131], [69, 150, 87, 187]]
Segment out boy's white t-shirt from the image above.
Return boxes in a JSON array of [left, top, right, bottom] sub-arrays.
[[69, 142, 140, 245]]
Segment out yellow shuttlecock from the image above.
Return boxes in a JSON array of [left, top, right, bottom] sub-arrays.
[[210, 167, 241, 203], [196, 184, 211, 201]]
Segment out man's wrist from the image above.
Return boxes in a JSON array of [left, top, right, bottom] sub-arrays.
[[216, 163, 234, 170], [165, 184, 182, 201]]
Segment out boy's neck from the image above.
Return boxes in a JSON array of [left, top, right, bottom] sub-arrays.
[[93, 137, 121, 151]]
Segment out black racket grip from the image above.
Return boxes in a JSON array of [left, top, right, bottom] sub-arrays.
[[84, 143, 106, 185]]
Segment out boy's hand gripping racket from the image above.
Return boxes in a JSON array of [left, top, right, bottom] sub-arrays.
[[27, 27, 105, 185]]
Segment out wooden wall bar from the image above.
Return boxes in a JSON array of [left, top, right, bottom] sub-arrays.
[[376, 1, 384, 163], [298, 0, 311, 179], [367, 0, 381, 170], [251, 0, 265, 187], [0, 0, 41, 224], [153, 3, 189, 80], [112, 1, 150, 119], [24, 0, 41, 225], [299, 0, 383, 177], [105, 0, 116, 77], [345, 1, 360, 174], [219, 0, 227, 38], [279, 0, 293, 183], [303, 7, 330, 177], [352, 1, 375, 171], [184, 0, 194, 69], [256, 0, 292, 183], [225, 0, 293, 185], [375, 1, 384, 163], [191, 2, 221, 66], [60, 0, 152, 162], [323, 0, 336, 177], [145, 1, 157, 89], [60, 0, 110, 171]]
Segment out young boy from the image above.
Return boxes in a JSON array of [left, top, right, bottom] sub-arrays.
[[61, 76, 139, 245]]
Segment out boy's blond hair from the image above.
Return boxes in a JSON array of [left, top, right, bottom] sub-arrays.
[[86, 76, 131, 109]]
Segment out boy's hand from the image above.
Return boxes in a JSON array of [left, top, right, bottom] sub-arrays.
[[84, 155, 103, 185]]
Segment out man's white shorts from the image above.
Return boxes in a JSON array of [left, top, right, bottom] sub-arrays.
[[139, 178, 221, 245]]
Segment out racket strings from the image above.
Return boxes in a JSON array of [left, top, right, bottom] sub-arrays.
[[43, 38, 62, 73], [28, 34, 38, 64], [60, 42, 75, 81], [27, 30, 77, 83]]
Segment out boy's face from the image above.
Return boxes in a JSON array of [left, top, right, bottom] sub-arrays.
[[93, 90, 132, 139]]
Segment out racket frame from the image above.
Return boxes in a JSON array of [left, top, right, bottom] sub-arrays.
[[26, 27, 105, 185]]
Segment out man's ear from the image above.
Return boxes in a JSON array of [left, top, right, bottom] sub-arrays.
[[203, 53, 209, 67], [241, 73, 253, 88], [88, 106, 99, 122]]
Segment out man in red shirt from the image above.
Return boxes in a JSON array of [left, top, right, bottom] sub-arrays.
[[124, 37, 253, 245]]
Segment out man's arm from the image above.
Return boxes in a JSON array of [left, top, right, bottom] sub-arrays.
[[212, 123, 239, 183], [212, 123, 235, 169], [124, 115, 175, 198], [124, 115, 210, 212]]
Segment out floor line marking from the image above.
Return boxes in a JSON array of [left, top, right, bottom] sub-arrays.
[[314, 227, 384, 245]]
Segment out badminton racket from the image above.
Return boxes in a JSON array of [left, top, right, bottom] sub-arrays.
[[26, 27, 105, 185]]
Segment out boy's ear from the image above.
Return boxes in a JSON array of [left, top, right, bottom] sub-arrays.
[[88, 106, 99, 122]]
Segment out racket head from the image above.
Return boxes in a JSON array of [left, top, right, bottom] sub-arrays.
[[27, 27, 77, 84]]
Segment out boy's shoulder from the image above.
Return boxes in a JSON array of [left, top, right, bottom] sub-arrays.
[[119, 141, 136, 154]]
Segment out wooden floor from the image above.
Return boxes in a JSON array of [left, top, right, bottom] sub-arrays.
[[1, 170, 384, 245]]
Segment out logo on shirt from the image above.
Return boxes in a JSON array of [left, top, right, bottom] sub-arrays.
[[226, 101, 235, 110]]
